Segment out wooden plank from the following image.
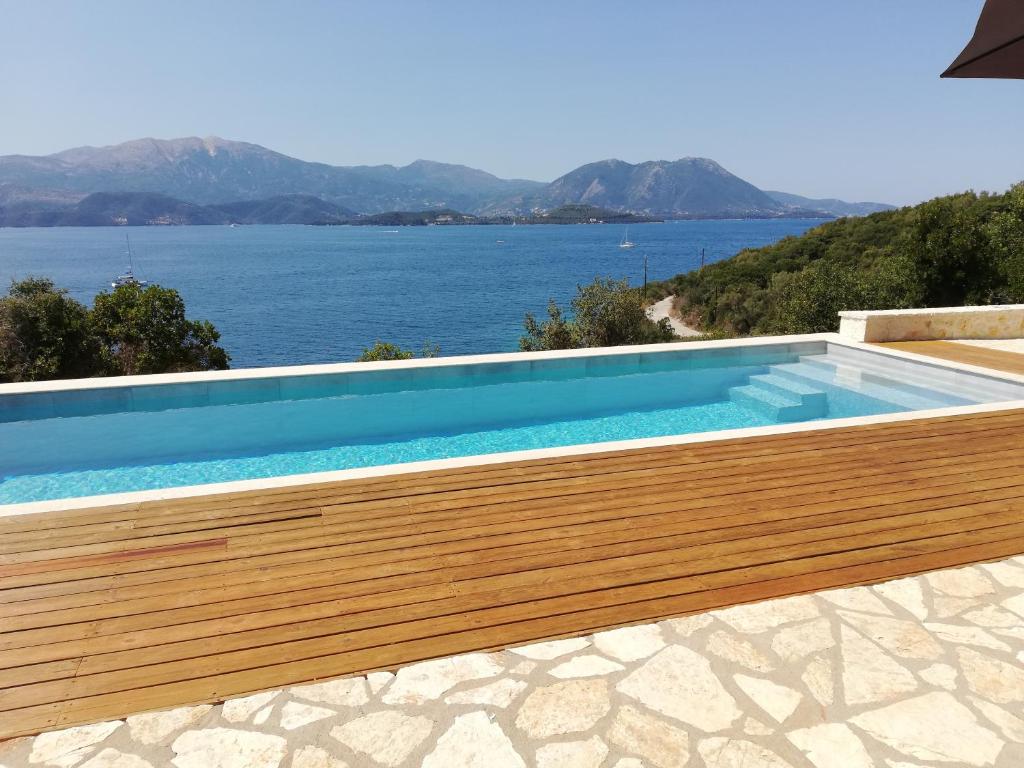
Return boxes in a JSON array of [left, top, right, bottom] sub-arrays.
[[3, 450, 1022, 634], [3, 496, 1017, 680], [877, 340, 1024, 375]]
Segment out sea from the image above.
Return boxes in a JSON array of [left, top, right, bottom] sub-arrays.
[[0, 220, 827, 368]]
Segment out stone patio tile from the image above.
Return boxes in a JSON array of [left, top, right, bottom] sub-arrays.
[[127, 705, 211, 746], [78, 749, 154, 768], [381, 653, 503, 704], [698, 736, 794, 768], [330, 711, 433, 767], [873, 578, 928, 620], [170, 728, 287, 768], [289, 677, 368, 707], [28, 721, 123, 768], [713, 595, 819, 633], [421, 711, 525, 768], [444, 678, 528, 708], [851, 691, 1004, 766], [706, 629, 775, 671], [787, 723, 873, 768], [222, 691, 279, 724], [592, 624, 666, 662], [535, 736, 608, 768], [508, 637, 590, 660], [838, 610, 944, 659], [732, 674, 802, 724], [839, 624, 918, 705], [606, 705, 689, 768], [616, 645, 740, 731], [514, 679, 610, 738], [289, 745, 348, 768], [548, 654, 625, 678], [770, 617, 835, 662], [957, 646, 1024, 704], [927, 568, 996, 598]]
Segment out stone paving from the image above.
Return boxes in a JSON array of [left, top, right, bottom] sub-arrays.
[[4, 557, 1024, 768]]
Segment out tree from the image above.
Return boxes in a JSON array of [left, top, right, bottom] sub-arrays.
[[90, 284, 229, 376], [989, 183, 1024, 302], [357, 340, 440, 362], [893, 192, 997, 307], [520, 300, 575, 352], [766, 261, 865, 334], [0, 278, 98, 383], [357, 341, 415, 362], [520, 277, 676, 351]]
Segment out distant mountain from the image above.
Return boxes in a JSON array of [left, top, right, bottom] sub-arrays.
[[0, 191, 355, 227], [0, 137, 545, 214], [0, 137, 893, 225], [765, 191, 896, 218], [484, 158, 814, 219]]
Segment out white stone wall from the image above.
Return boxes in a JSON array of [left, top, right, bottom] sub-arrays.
[[839, 305, 1024, 343]]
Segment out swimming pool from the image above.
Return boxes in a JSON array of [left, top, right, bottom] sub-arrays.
[[2, 337, 1023, 505]]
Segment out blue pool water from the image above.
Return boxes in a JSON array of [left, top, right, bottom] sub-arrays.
[[0, 400, 774, 502], [4, 341, 1022, 504]]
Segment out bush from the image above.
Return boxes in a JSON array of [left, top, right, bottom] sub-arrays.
[[521, 277, 676, 351], [0, 278, 230, 383], [91, 283, 229, 375], [357, 340, 440, 362], [0, 278, 97, 382]]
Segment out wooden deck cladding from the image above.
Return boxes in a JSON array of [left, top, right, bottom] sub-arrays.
[[878, 340, 1024, 376], [2, 409, 1024, 739]]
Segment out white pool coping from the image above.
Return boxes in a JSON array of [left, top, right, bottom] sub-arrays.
[[3, 332, 1024, 519]]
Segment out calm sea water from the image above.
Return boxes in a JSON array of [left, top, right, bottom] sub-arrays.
[[0, 220, 826, 367]]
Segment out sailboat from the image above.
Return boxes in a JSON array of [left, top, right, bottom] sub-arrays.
[[619, 227, 635, 249], [111, 235, 149, 289]]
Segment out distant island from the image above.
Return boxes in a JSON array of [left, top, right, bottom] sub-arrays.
[[330, 204, 659, 227], [0, 135, 894, 227]]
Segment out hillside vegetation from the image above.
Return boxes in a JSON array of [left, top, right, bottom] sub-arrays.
[[649, 184, 1024, 336]]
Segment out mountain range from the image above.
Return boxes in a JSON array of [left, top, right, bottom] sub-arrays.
[[0, 136, 894, 226]]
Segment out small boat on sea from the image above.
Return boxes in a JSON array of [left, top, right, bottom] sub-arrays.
[[111, 235, 148, 289], [619, 227, 635, 249]]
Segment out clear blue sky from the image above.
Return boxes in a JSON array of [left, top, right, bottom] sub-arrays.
[[1, 0, 1020, 205]]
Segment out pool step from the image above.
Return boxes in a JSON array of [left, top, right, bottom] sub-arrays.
[[801, 350, 1019, 403], [770, 359, 963, 411], [729, 375, 828, 422]]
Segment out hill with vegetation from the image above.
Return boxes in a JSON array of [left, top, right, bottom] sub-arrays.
[[0, 191, 356, 226], [520, 204, 657, 224], [648, 184, 1024, 336], [346, 209, 479, 226]]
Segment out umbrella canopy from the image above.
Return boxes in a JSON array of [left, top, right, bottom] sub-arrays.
[[942, 0, 1024, 78]]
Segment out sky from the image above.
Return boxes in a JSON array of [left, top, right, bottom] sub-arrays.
[[0, 0, 1021, 205]]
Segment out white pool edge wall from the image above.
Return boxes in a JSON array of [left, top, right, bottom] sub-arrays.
[[3, 331, 1024, 519], [839, 303, 1024, 342]]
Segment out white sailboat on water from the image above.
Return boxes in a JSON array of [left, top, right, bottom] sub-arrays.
[[111, 235, 149, 289], [619, 226, 635, 249]]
